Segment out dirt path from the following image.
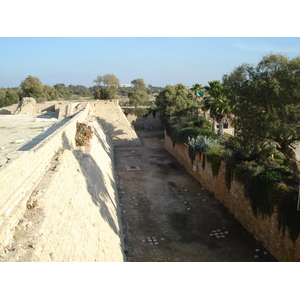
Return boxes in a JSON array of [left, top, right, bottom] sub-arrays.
[[115, 130, 278, 262]]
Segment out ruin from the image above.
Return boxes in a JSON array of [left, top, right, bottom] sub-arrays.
[[0, 101, 138, 262], [14, 97, 37, 115], [0, 100, 299, 261]]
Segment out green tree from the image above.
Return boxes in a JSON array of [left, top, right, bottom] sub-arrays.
[[128, 91, 148, 108], [223, 53, 300, 182], [53, 83, 74, 98], [148, 84, 153, 94], [43, 85, 59, 100], [131, 78, 147, 92], [0, 89, 6, 108], [68, 85, 91, 97], [5, 90, 20, 105], [21, 75, 44, 98], [103, 74, 120, 88], [156, 83, 196, 123], [118, 86, 134, 97], [93, 86, 103, 99], [204, 80, 232, 136], [93, 75, 103, 86], [129, 78, 149, 107], [93, 74, 120, 100]]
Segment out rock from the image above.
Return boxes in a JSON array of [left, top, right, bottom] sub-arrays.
[[50, 252, 59, 261], [14, 97, 36, 115]]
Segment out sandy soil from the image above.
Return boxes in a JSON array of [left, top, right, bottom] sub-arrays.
[[115, 130, 278, 262]]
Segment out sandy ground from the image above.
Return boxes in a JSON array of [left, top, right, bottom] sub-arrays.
[[115, 130, 278, 262]]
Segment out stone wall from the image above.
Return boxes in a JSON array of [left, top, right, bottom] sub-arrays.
[[0, 105, 89, 249], [125, 111, 164, 130], [16, 121, 124, 262], [90, 101, 142, 147], [164, 134, 300, 261], [0, 104, 125, 261]]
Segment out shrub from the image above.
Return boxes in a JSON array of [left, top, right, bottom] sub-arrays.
[[172, 127, 216, 144], [225, 163, 235, 191], [186, 135, 218, 152], [75, 122, 93, 146], [246, 168, 293, 217], [190, 118, 211, 129], [205, 144, 226, 177]]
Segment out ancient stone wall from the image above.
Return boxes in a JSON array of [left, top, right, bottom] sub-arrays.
[[90, 101, 142, 147], [0, 105, 90, 249], [0, 104, 125, 261], [125, 112, 164, 130], [14, 97, 36, 115], [164, 133, 300, 261], [15, 121, 124, 262]]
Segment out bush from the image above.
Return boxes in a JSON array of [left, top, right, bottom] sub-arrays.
[[75, 122, 93, 146], [246, 167, 293, 216], [172, 127, 216, 144], [185, 135, 213, 163], [188, 118, 211, 129], [205, 143, 226, 177]]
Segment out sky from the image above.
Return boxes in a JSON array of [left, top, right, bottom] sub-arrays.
[[1, 37, 300, 89], [1, 1, 299, 90]]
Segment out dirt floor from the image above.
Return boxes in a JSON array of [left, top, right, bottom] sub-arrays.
[[115, 130, 278, 262]]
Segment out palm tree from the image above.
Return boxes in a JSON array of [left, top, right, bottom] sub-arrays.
[[190, 83, 204, 100], [201, 93, 213, 121], [204, 80, 232, 136]]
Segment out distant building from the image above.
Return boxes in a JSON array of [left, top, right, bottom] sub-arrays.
[[120, 84, 131, 88]]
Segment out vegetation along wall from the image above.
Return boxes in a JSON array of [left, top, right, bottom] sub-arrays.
[[164, 133, 300, 262]]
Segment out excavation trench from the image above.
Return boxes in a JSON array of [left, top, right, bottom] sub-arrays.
[[115, 129, 277, 262]]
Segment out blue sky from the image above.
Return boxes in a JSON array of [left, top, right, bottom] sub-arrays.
[[1, 37, 300, 88]]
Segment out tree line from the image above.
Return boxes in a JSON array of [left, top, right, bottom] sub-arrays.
[[0, 74, 163, 108], [0, 76, 93, 108]]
